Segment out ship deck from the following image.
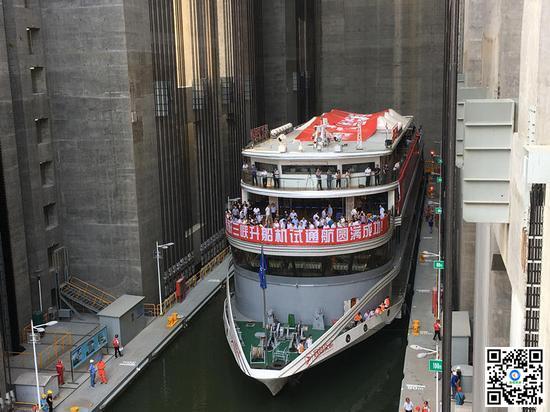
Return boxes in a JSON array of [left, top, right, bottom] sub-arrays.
[[235, 320, 326, 369]]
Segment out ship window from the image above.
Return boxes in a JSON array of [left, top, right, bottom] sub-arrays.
[[343, 162, 375, 173], [254, 162, 277, 172], [282, 165, 337, 174], [232, 241, 392, 278]]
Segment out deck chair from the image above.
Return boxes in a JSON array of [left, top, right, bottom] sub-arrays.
[[286, 313, 296, 338], [250, 346, 266, 366]]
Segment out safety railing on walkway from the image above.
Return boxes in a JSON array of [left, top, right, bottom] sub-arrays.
[[20, 311, 53, 344], [9, 332, 73, 368], [70, 276, 117, 302], [145, 247, 230, 317]]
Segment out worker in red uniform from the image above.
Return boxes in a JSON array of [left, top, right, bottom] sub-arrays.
[[433, 318, 442, 341], [112, 334, 123, 358], [55, 359, 65, 385], [97, 358, 108, 384]]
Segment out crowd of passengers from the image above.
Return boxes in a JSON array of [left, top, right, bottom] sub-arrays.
[[226, 201, 388, 229], [353, 296, 392, 327]]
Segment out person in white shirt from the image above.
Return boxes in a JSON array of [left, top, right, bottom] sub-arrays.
[[351, 208, 358, 218], [305, 335, 313, 349], [365, 166, 372, 186], [403, 397, 414, 412], [379, 204, 385, 218], [289, 210, 297, 220]]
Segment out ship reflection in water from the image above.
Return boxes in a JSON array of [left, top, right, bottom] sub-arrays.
[[109, 290, 409, 412]]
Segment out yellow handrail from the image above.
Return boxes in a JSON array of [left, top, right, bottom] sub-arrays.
[[9, 332, 73, 368], [146, 247, 230, 317], [65, 281, 113, 307], [69, 277, 116, 302]]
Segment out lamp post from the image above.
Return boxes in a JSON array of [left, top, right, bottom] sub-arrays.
[[410, 343, 440, 410], [30, 320, 58, 410], [155, 241, 174, 316]]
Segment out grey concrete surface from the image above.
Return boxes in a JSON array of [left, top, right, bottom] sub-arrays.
[[49, 256, 231, 412], [316, 0, 445, 143], [399, 192, 472, 411], [41, 0, 161, 300], [399, 211, 443, 411]]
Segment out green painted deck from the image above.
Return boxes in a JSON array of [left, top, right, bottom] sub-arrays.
[[235, 321, 326, 369]]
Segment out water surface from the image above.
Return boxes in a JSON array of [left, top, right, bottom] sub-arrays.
[[109, 290, 408, 412]]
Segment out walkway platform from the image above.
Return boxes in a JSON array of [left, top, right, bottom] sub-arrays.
[[398, 197, 442, 411], [398, 198, 472, 411], [50, 256, 232, 412]]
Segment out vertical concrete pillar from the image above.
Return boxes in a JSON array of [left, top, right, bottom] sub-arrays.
[[345, 197, 354, 219], [508, 289, 524, 347], [472, 223, 491, 411], [269, 196, 278, 209], [388, 191, 395, 213]]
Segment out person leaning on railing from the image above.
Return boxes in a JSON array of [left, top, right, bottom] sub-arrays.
[[226, 200, 388, 231]]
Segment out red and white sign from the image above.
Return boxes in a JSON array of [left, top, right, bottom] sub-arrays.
[[250, 124, 269, 143], [295, 109, 386, 142], [226, 215, 389, 246]]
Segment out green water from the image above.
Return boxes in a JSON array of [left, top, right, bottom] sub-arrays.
[[109, 290, 408, 412]]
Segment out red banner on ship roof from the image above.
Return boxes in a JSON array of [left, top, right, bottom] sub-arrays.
[[225, 215, 390, 246], [295, 109, 387, 142]]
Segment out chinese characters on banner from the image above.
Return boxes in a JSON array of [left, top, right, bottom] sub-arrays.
[[226, 215, 389, 246]]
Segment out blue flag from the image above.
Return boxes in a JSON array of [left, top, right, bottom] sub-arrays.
[[258, 246, 267, 289]]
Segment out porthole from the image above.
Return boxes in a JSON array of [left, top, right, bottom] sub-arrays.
[[363, 324, 368, 333], [346, 334, 351, 343]]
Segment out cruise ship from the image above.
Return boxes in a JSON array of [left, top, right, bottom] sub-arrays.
[[223, 108, 424, 395]]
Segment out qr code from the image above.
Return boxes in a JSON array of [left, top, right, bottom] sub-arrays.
[[486, 347, 544, 407]]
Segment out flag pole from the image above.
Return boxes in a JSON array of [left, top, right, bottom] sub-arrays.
[[259, 245, 268, 329], [263, 288, 267, 329]]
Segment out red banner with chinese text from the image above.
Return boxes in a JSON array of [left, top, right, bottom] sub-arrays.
[[226, 215, 390, 246]]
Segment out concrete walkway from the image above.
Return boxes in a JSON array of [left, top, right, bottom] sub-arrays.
[[52, 256, 232, 412], [398, 199, 473, 412], [398, 199, 442, 411]]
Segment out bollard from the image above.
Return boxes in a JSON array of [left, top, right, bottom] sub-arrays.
[[412, 319, 420, 336], [166, 312, 179, 328]]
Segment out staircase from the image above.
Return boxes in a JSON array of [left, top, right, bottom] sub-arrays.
[[60, 277, 116, 313]]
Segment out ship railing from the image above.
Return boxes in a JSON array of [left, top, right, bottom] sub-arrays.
[[242, 170, 398, 191], [279, 254, 404, 377]]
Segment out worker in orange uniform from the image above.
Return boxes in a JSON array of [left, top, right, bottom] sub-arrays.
[[97, 358, 108, 384], [55, 358, 65, 385], [353, 312, 362, 326]]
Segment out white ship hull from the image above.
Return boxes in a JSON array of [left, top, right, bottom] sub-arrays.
[[223, 261, 407, 395]]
